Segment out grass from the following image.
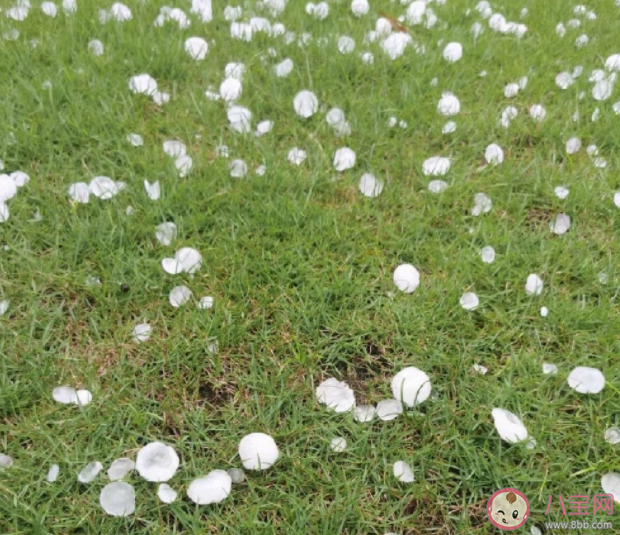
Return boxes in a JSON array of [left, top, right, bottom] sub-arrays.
[[1, 0, 620, 533]]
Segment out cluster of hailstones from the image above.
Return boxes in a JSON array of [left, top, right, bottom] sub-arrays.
[[74, 434, 278, 516]]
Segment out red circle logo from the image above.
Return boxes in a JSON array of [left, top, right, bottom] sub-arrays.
[[487, 488, 530, 530]]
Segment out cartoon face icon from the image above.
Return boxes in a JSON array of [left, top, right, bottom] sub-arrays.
[[487, 488, 529, 530]]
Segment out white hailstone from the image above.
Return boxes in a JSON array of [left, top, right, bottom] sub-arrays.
[[540, 306, 549, 317], [223, 5, 242, 20], [587, 144, 599, 156], [484, 144, 504, 165], [504, 83, 519, 98], [518, 76, 529, 89], [358, 174, 383, 198], [111, 3, 132, 21], [391, 367, 431, 408], [100, 482, 135, 516], [471, 193, 492, 216], [132, 323, 151, 343], [62, 0, 76, 14], [191, 0, 212, 22], [229, 159, 248, 178], [228, 467, 245, 484], [425, 8, 438, 28], [572, 65, 583, 78], [287, 148, 307, 166], [376, 399, 403, 421], [614, 102, 620, 115], [158, 483, 177, 503], [9, 171, 27, 188], [188, 470, 232, 504], [338, 36, 355, 54], [163, 140, 186, 158], [108, 458, 135, 480], [605, 54, 620, 72], [593, 80, 613, 101], [316, 378, 355, 413], [460, 292, 479, 311], [238, 433, 279, 470], [550, 213, 571, 235], [47, 464, 60, 482], [129, 74, 158, 96], [0, 454, 13, 468], [422, 156, 450, 176], [480, 246, 495, 264], [155, 222, 176, 246], [231, 21, 253, 41], [529, 104, 546, 122], [473, 364, 488, 375], [86, 39, 104, 57], [78, 461, 103, 483], [491, 408, 528, 444], [380, 32, 412, 60], [220, 77, 242, 102], [566, 137, 581, 154], [126, 133, 143, 147], [256, 120, 273, 136], [525, 274, 543, 296], [601, 473, 620, 503], [250, 17, 271, 33], [567, 367, 605, 394], [351, 0, 368, 16], [589, 69, 606, 83], [74, 389, 92, 405], [256, 165, 266, 176], [489, 13, 506, 31], [293, 90, 319, 119], [89, 176, 122, 200], [428, 180, 448, 193], [326, 108, 346, 128], [393, 461, 414, 483], [388, 117, 398, 127], [152, 91, 170, 106], [542, 363, 558, 375], [169, 286, 192, 308], [0, 300, 9, 315], [333, 148, 356, 171], [554, 186, 569, 199], [227, 105, 252, 133], [53, 386, 78, 404], [0, 175, 17, 202], [185, 37, 208, 60], [136, 442, 179, 482], [437, 92, 460, 116], [471, 21, 484, 38], [393, 264, 420, 293], [405, 0, 426, 24], [162, 247, 202, 275], [144, 180, 161, 201], [41, 2, 58, 16], [330, 437, 347, 452], [599, 271, 609, 284], [198, 296, 214, 310], [443, 42, 462, 62], [442, 121, 456, 134], [175, 155, 193, 177], [575, 34, 588, 48], [354, 405, 376, 423], [0, 205, 7, 223], [6, 7, 29, 21], [605, 428, 620, 445], [67, 183, 89, 203], [614, 192, 620, 208], [274, 58, 294, 78], [555, 72, 574, 90]]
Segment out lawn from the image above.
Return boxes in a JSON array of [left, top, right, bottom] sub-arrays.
[[1, 0, 620, 533]]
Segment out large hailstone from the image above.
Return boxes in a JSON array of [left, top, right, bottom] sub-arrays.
[[601, 473, 620, 503], [391, 367, 431, 407], [393, 460, 414, 483], [443, 42, 462, 62], [238, 432, 279, 470], [185, 37, 208, 60], [422, 156, 450, 176], [187, 470, 232, 504], [100, 482, 135, 516], [293, 90, 319, 118], [393, 264, 420, 293], [437, 92, 460, 116], [333, 148, 356, 171], [135, 442, 179, 482], [358, 173, 383, 197], [525, 274, 543, 296], [491, 408, 529, 444], [316, 378, 355, 412], [162, 247, 202, 275], [567, 367, 605, 394]]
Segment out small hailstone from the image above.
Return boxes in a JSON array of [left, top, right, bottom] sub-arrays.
[[330, 437, 347, 452], [354, 405, 376, 422], [605, 427, 620, 445], [78, 461, 103, 483], [480, 246, 495, 264], [220, 77, 242, 102], [188, 470, 232, 504], [567, 366, 605, 394], [529, 104, 546, 122], [229, 159, 248, 178], [337, 36, 355, 54], [491, 408, 529, 444], [198, 296, 214, 310], [136, 442, 179, 482], [601, 473, 620, 502], [428, 180, 448, 193], [473, 364, 488, 375], [227, 468, 244, 484], [41, 2, 58, 17], [316, 378, 355, 412], [132, 323, 151, 343], [0, 300, 9, 316], [358, 174, 383, 198], [185, 37, 208, 60], [207, 341, 219, 355], [422, 156, 450, 176], [62, 0, 76, 14], [256, 165, 266, 176], [162, 248, 202, 275], [360, 51, 374, 64], [525, 274, 543, 296], [587, 144, 599, 156], [575, 34, 588, 48], [175, 155, 193, 177], [485, 144, 504, 165], [442, 121, 456, 134], [504, 83, 519, 98], [471, 193, 492, 216], [129, 74, 158, 96], [170, 285, 192, 307], [471, 21, 484, 37], [556, 23, 566, 36], [0, 454, 13, 468], [293, 90, 319, 118], [158, 483, 178, 503], [540, 306, 549, 317], [351, 0, 369, 16], [155, 222, 176, 246], [238, 433, 279, 470], [555, 72, 574, 89], [554, 186, 569, 199], [108, 458, 135, 480], [443, 42, 463, 62], [144, 180, 161, 201], [274, 58, 294, 78], [605, 54, 620, 72], [460, 292, 479, 311], [542, 363, 558, 375], [593, 80, 613, 101], [227, 106, 252, 133], [100, 482, 135, 516], [88, 40, 104, 56], [393, 264, 420, 293], [566, 138, 581, 154], [437, 92, 460, 116], [599, 271, 609, 284], [398, 120, 407, 129], [391, 367, 431, 407], [47, 464, 60, 482], [376, 399, 403, 421], [287, 148, 307, 166], [393, 461, 414, 483], [525, 438, 537, 449], [388, 117, 398, 127], [550, 213, 571, 235], [126, 133, 143, 147], [333, 148, 356, 171], [256, 120, 273, 136]]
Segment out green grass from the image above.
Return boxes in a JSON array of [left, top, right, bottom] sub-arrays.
[[2, 0, 620, 533]]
